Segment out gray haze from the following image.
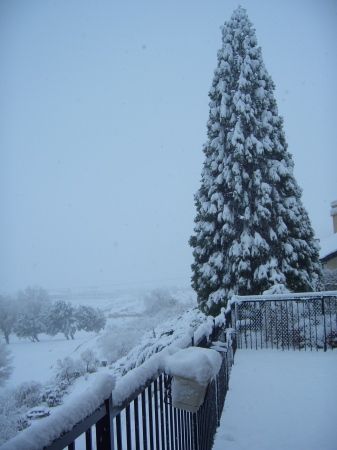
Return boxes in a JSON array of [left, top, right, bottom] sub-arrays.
[[1, 0, 336, 293]]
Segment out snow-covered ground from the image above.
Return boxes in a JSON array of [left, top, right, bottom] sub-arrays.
[[213, 349, 337, 450], [7, 287, 195, 385]]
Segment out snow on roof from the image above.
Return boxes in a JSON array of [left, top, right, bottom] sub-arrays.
[[319, 233, 337, 260]]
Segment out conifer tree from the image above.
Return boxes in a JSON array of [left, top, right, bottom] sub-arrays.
[[190, 6, 322, 315]]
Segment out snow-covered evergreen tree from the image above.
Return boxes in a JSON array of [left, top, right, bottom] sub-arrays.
[[190, 6, 322, 315]]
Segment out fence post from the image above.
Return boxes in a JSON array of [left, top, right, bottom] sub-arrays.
[[96, 394, 114, 450], [321, 296, 327, 352]]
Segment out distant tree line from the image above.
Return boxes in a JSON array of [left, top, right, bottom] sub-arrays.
[[0, 286, 107, 344]]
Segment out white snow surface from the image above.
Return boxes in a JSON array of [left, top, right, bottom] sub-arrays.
[[319, 233, 337, 259], [1, 373, 115, 450], [165, 347, 222, 385], [213, 349, 337, 450]]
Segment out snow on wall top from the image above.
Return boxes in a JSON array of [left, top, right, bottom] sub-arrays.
[[319, 233, 337, 260], [231, 290, 337, 304]]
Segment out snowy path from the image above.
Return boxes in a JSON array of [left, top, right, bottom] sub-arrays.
[[213, 349, 337, 450]]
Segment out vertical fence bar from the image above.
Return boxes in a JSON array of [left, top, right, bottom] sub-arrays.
[[159, 375, 166, 450], [96, 395, 114, 450], [141, 391, 148, 450], [125, 404, 132, 450], [291, 301, 295, 350], [169, 401, 174, 450], [115, 414, 122, 450], [164, 379, 170, 450], [153, 379, 160, 450], [313, 297, 319, 350], [134, 397, 140, 450], [85, 428, 92, 450], [147, 385, 154, 450], [322, 296, 327, 351], [308, 300, 313, 351]]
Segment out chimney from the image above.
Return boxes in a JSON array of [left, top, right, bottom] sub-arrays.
[[331, 200, 337, 234]]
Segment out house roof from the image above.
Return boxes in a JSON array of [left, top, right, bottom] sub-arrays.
[[319, 233, 337, 261]]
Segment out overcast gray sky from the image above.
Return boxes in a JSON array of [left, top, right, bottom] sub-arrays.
[[1, 0, 336, 294]]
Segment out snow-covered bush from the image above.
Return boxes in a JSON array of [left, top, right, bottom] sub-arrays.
[[98, 323, 143, 364], [0, 388, 21, 445], [14, 381, 43, 409], [55, 356, 85, 385], [119, 308, 207, 374], [322, 269, 337, 291], [144, 288, 178, 315], [81, 348, 99, 373], [263, 284, 291, 295], [42, 385, 65, 407]]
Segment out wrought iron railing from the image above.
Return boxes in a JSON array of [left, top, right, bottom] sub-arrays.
[[231, 291, 337, 351], [3, 311, 234, 450]]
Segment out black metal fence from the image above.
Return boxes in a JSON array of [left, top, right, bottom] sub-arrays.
[[231, 291, 337, 351], [30, 313, 234, 450]]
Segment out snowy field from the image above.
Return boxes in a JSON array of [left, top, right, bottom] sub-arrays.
[[213, 349, 337, 450], [7, 287, 195, 385]]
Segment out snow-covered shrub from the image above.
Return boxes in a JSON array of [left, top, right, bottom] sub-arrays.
[[322, 269, 337, 291], [144, 288, 178, 315], [262, 283, 291, 295], [98, 323, 143, 364], [294, 316, 337, 349], [81, 348, 99, 373], [43, 385, 65, 407], [0, 388, 20, 445], [16, 417, 30, 431], [119, 308, 207, 374], [55, 356, 85, 385], [14, 381, 42, 409]]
